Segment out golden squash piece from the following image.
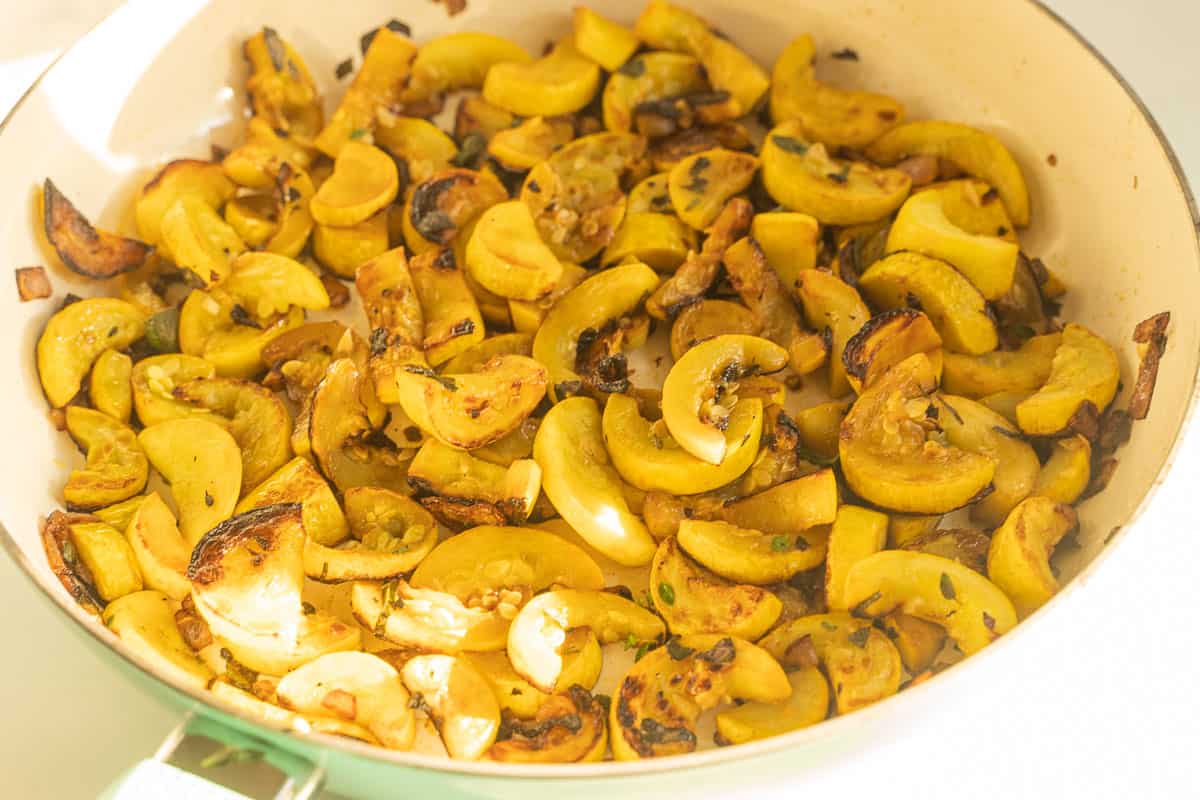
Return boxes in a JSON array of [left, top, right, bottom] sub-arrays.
[[89, 350, 133, 423], [840, 354, 996, 514], [411, 524, 603, 606], [470, 417, 540, 468], [349, 580, 508, 653], [761, 121, 911, 225], [769, 34, 903, 148], [677, 519, 827, 585], [927, 179, 1019, 243], [858, 252, 999, 355], [178, 288, 304, 379], [886, 186, 1019, 300], [126, 493, 191, 600], [980, 388, 1033, 425], [42, 179, 150, 279], [611, 634, 789, 760], [661, 335, 788, 465], [263, 163, 317, 259], [393, 355, 547, 450], [483, 37, 601, 117], [223, 252, 330, 317], [866, 120, 1032, 226], [466, 200, 565, 301], [441, 333, 533, 376], [603, 393, 762, 495], [843, 309, 944, 394], [721, 236, 825, 376], [375, 116, 458, 184], [879, 612, 947, 674], [1035, 435, 1092, 504], [627, 172, 674, 214], [407, 248, 485, 367], [942, 333, 1061, 398], [796, 268, 872, 396], [574, 7, 640, 71], [408, 439, 542, 523], [635, 2, 769, 116], [243, 27, 323, 138], [716, 667, 829, 744], [601, 213, 697, 272], [526, 131, 649, 255], [751, 212, 820, 292], [42, 511, 105, 615], [222, 116, 317, 191], [139, 418, 241, 544], [117, 280, 167, 318], [262, 322, 360, 402], [736, 403, 808, 495], [309, 358, 410, 494], [277, 651, 416, 750], [843, 551, 1017, 655], [401, 654, 501, 760], [759, 612, 902, 713], [650, 536, 781, 640], [508, 589, 665, 692], [1016, 324, 1120, 436], [63, 407, 148, 512], [794, 399, 852, 460], [938, 395, 1040, 527], [534, 262, 661, 400], [66, 520, 142, 601], [315, 27, 416, 157], [355, 247, 423, 399], [508, 263, 588, 335], [535, 397, 657, 566], [190, 505, 361, 673], [488, 116, 575, 171], [130, 354, 215, 427], [403, 168, 508, 256], [824, 505, 889, 611], [172, 377, 292, 492], [38, 297, 145, 408], [103, 590, 213, 690], [309, 142, 399, 228], [135, 159, 235, 248], [160, 194, 246, 285], [466, 632, 601, 720], [987, 496, 1079, 619], [718, 469, 840, 536], [315, 485, 438, 575], [92, 495, 147, 534], [407, 32, 531, 103], [669, 299, 760, 361], [491, 685, 608, 763], [601, 52, 708, 133], [668, 149, 759, 231], [454, 96, 517, 143]]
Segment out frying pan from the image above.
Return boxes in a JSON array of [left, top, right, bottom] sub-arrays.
[[1, 1, 1196, 797]]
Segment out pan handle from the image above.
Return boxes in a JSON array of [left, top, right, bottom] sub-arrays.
[[99, 712, 326, 800]]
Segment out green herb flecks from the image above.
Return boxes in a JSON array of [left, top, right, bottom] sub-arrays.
[[771, 135, 809, 156], [657, 581, 676, 606]]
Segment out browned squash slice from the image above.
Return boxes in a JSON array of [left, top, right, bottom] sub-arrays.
[[43, 179, 151, 279]]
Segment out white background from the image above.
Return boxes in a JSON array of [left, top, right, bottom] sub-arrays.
[[2, 2, 1198, 798]]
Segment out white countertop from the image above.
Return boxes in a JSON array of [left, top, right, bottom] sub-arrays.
[[2, 2, 1198, 798]]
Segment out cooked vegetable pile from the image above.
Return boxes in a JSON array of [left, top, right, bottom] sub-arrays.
[[30, 0, 1166, 764]]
